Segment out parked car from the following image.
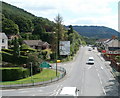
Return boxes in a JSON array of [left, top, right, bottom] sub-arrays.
[[58, 87, 79, 96], [87, 57, 94, 64]]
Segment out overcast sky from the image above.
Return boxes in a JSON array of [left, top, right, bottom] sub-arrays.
[[2, 0, 119, 31]]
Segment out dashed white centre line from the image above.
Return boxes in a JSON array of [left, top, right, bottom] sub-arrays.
[[101, 66, 103, 70]]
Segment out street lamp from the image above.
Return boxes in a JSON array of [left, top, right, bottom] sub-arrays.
[[53, 32, 58, 76], [30, 62, 33, 81]]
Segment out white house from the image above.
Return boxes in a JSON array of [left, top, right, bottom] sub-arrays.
[[104, 38, 120, 55], [0, 33, 8, 51]]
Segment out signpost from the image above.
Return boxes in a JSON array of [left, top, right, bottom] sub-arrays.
[[40, 62, 51, 68]]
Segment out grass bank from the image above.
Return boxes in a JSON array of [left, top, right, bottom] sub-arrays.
[[0, 69, 60, 85]]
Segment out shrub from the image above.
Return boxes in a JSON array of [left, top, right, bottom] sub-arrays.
[[1, 67, 30, 81], [1, 51, 28, 65], [1, 48, 14, 54]]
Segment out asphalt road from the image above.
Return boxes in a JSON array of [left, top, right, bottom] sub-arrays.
[[1, 46, 119, 96]]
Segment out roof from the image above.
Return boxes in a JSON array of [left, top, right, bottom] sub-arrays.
[[106, 39, 120, 47], [60, 87, 77, 96], [23, 40, 49, 46], [96, 39, 110, 43], [23, 40, 42, 46], [0, 33, 8, 39], [89, 57, 94, 59]]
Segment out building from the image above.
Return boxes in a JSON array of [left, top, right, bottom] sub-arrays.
[[104, 37, 120, 55], [23, 40, 50, 50], [0, 33, 8, 51]]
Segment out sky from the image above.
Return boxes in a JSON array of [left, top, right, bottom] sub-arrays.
[[2, 0, 119, 31]]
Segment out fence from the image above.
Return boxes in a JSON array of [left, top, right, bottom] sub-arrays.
[[0, 66, 66, 88]]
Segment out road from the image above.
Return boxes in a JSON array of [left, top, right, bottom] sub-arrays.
[[1, 46, 119, 96]]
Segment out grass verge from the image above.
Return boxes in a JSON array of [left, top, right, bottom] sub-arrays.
[[0, 69, 60, 85]]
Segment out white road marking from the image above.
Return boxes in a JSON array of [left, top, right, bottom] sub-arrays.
[[18, 90, 29, 93], [97, 70, 106, 95], [102, 87, 106, 95], [2, 89, 16, 92], [50, 85, 62, 96], [54, 85, 62, 96], [101, 66, 103, 70]]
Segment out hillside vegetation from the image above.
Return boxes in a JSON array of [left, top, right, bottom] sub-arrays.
[[1, 1, 86, 65], [1, 1, 55, 34], [66, 26, 119, 39]]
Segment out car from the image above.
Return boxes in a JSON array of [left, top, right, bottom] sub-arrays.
[[87, 57, 94, 64], [88, 47, 92, 51], [58, 87, 79, 96]]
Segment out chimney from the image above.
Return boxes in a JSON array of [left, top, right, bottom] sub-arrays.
[[112, 35, 117, 39]]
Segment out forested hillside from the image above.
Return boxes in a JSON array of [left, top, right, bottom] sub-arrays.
[[66, 26, 119, 39], [1, 1, 86, 61], [1, 1, 55, 34]]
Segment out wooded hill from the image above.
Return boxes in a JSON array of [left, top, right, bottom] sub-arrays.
[[68, 26, 120, 39], [1, 1, 55, 34]]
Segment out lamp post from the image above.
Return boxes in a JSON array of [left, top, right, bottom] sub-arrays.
[[30, 62, 33, 81], [53, 32, 58, 76]]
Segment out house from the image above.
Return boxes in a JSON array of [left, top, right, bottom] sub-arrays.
[[23, 40, 50, 50], [0, 33, 8, 51], [96, 39, 110, 44], [104, 36, 120, 55]]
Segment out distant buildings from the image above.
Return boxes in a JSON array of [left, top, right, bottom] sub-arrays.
[[96, 36, 120, 55], [104, 38, 120, 55], [23, 40, 50, 50], [0, 33, 8, 51]]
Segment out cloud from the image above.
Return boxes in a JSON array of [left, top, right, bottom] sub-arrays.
[[2, 0, 119, 30], [65, 15, 118, 30]]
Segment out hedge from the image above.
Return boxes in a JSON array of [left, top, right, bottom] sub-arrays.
[[1, 67, 30, 81], [1, 51, 28, 65], [1, 48, 14, 54]]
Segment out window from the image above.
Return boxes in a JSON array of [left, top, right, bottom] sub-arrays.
[[2, 39, 5, 43], [2, 46, 5, 49]]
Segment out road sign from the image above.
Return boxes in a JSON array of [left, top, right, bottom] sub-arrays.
[[40, 62, 51, 68]]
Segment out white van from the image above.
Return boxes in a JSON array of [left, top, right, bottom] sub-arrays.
[[59, 87, 79, 96]]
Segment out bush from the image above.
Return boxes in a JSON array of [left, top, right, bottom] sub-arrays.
[[1, 48, 14, 54], [1, 67, 30, 81], [1, 51, 28, 65]]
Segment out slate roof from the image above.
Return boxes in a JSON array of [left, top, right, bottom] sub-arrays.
[[23, 40, 49, 46]]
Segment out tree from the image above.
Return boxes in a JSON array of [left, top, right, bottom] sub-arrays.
[[68, 25, 73, 34], [27, 52, 43, 74], [2, 18, 19, 35], [13, 37, 20, 57], [14, 16, 33, 32], [54, 14, 65, 56], [32, 24, 45, 36]]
